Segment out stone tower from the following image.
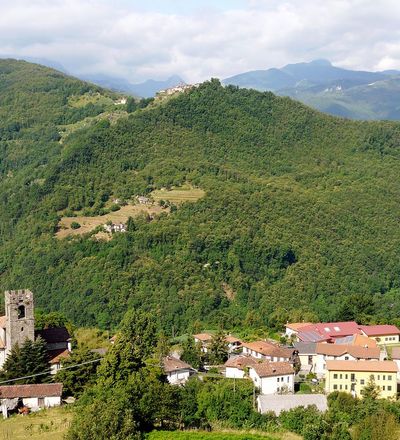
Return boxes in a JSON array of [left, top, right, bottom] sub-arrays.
[[5, 289, 35, 354]]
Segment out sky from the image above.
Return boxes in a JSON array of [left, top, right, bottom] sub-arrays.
[[1, 0, 400, 83]]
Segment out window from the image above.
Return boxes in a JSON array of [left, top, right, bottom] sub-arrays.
[[377, 375, 380, 380], [388, 375, 392, 381], [17, 305, 25, 319], [344, 356, 349, 360], [383, 386, 386, 391], [333, 384, 338, 390], [360, 379, 365, 385], [38, 398, 45, 408], [345, 385, 348, 390], [324, 327, 330, 332], [287, 377, 289, 383], [383, 375, 386, 380], [340, 374, 343, 379], [340, 385, 343, 390], [388, 386, 392, 391], [334, 326, 340, 331], [345, 374, 348, 379], [334, 374, 338, 379]]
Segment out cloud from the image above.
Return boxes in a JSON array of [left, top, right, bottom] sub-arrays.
[[0, 0, 400, 82]]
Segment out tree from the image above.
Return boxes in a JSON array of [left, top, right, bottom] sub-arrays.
[[97, 309, 156, 385], [0, 337, 50, 384], [361, 375, 380, 400], [181, 337, 203, 370], [352, 410, 399, 440], [126, 97, 137, 113], [155, 331, 171, 361], [207, 330, 228, 365], [55, 348, 100, 397]]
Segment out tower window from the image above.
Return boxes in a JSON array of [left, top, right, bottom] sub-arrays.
[[17, 305, 25, 319]]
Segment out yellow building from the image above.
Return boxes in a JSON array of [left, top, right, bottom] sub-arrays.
[[326, 360, 398, 399]]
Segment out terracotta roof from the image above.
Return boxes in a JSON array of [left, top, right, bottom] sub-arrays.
[[316, 343, 380, 359], [225, 355, 259, 369], [391, 347, 400, 360], [251, 361, 294, 378], [326, 360, 397, 373], [334, 334, 377, 348], [0, 316, 6, 329], [193, 333, 213, 342], [48, 349, 70, 364], [286, 322, 313, 331], [226, 335, 241, 344], [162, 356, 193, 373], [359, 325, 400, 337], [36, 327, 71, 344], [242, 341, 293, 359], [0, 383, 63, 399]]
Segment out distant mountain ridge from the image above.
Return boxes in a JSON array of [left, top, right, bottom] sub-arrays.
[[79, 73, 185, 98], [223, 60, 400, 120]]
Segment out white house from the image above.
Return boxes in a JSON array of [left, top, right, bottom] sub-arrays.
[[241, 341, 295, 363], [313, 343, 380, 378], [224, 355, 259, 379], [248, 362, 294, 395], [0, 383, 63, 418], [162, 356, 194, 385]]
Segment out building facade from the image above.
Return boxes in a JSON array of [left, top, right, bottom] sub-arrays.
[[325, 360, 397, 399]]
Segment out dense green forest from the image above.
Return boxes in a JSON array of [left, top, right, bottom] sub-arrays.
[[1, 59, 400, 332]]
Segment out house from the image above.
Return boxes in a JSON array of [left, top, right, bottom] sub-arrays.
[[193, 333, 242, 354], [358, 325, 400, 345], [225, 335, 242, 353], [48, 349, 70, 375], [313, 343, 381, 378], [325, 360, 397, 399], [162, 356, 194, 384], [224, 355, 259, 379], [285, 322, 313, 338], [0, 383, 63, 418], [104, 223, 126, 233], [258, 394, 328, 415], [241, 341, 296, 363], [136, 196, 152, 205], [193, 333, 213, 353], [248, 362, 294, 395], [334, 333, 377, 348], [294, 342, 317, 373], [390, 347, 400, 379]]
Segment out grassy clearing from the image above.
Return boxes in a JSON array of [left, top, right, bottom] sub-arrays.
[[74, 327, 111, 350], [0, 406, 72, 440], [67, 92, 115, 108], [58, 110, 128, 142], [148, 430, 301, 440], [56, 204, 166, 239], [151, 185, 205, 204]]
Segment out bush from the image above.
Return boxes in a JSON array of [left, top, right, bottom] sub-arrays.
[[71, 222, 81, 229], [110, 204, 121, 212]]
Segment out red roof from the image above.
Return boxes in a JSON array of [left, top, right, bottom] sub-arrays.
[[0, 383, 63, 399], [359, 325, 400, 337], [298, 322, 360, 341], [48, 349, 70, 364]]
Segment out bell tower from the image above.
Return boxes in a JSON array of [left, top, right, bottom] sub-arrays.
[[5, 289, 35, 354]]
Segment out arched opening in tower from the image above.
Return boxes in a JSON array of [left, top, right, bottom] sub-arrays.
[[17, 305, 25, 319]]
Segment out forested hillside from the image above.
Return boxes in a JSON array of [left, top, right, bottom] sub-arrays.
[[1, 60, 400, 333]]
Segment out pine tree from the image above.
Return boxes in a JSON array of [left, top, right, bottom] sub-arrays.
[[208, 330, 228, 365]]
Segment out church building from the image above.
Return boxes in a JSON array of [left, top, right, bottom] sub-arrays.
[[0, 290, 71, 371]]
